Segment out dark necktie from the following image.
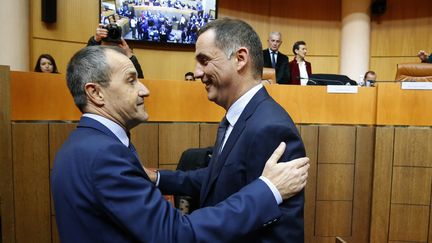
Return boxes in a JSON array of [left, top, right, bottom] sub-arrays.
[[271, 51, 276, 68], [214, 117, 229, 159], [127, 131, 139, 158]]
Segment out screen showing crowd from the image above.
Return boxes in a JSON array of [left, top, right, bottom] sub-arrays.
[[100, 0, 217, 44]]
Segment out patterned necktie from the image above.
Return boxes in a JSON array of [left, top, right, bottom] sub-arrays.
[[271, 51, 276, 68]]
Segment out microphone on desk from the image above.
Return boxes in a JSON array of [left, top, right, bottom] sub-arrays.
[[300, 76, 346, 86]]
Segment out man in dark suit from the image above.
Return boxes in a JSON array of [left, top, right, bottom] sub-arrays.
[[156, 18, 306, 242], [262, 32, 291, 84], [51, 45, 310, 243]]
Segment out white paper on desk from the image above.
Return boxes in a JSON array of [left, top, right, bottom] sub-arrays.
[[401, 82, 432, 90], [327, 85, 358, 94]]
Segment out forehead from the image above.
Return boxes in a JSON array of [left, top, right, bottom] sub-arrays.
[[40, 57, 51, 62], [299, 44, 307, 49], [106, 49, 135, 72], [269, 34, 281, 41], [195, 29, 221, 58]]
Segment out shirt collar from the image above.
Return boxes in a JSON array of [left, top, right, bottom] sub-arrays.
[[269, 49, 278, 54], [226, 84, 263, 127], [82, 113, 129, 147]]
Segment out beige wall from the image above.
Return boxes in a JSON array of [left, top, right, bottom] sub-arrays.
[[1, 0, 29, 71], [28, 0, 432, 81]]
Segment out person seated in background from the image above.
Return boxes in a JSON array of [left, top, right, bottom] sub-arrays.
[[184, 71, 195, 81], [34, 54, 59, 73], [289, 41, 312, 85], [262, 32, 290, 84], [87, 24, 144, 78], [418, 50, 432, 63], [363, 70, 377, 87]]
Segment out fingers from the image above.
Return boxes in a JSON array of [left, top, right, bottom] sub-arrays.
[[287, 157, 309, 169], [266, 142, 286, 166]]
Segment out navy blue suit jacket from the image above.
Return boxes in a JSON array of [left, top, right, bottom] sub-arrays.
[[160, 88, 306, 242], [51, 117, 283, 243]]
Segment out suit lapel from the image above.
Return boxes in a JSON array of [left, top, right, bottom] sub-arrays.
[[200, 88, 270, 205], [77, 117, 150, 181]]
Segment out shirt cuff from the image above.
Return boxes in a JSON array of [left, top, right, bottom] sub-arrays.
[[155, 170, 160, 186], [259, 176, 283, 205]]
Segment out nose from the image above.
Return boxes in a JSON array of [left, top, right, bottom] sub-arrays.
[[138, 82, 150, 97], [194, 63, 204, 80]]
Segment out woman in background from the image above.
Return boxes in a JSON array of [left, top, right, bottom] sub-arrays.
[[34, 54, 59, 73]]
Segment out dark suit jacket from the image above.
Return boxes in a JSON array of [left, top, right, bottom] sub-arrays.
[[289, 59, 312, 85], [51, 117, 282, 243], [160, 88, 306, 242], [263, 49, 291, 84]]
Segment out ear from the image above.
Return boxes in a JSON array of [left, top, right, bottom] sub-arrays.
[[84, 83, 105, 107], [235, 47, 249, 72]]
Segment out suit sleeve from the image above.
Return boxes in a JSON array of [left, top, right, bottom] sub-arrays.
[[91, 143, 281, 243], [245, 118, 306, 241], [158, 167, 208, 197], [276, 55, 291, 84]]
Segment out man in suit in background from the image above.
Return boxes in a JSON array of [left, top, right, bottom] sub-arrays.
[[263, 31, 291, 84], [155, 18, 306, 242], [51, 45, 310, 243]]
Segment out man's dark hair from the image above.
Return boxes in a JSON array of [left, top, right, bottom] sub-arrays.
[[292, 40, 306, 55], [184, 72, 195, 80], [66, 46, 126, 112], [363, 70, 376, 81], [198, 18, 264, 79]]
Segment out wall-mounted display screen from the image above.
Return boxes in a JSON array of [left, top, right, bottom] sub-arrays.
[[100, 0, 217, 46]]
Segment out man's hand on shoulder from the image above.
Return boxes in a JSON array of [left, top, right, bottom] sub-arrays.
[[262, 142, 309, 200]]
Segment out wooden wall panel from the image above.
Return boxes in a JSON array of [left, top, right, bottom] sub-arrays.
[[158, 123, 199, 167], [12, 123, 51, 243], [351, 127, 375, 243], [370, 0, 432, 57], [134, 48, 196, 81], [370, 127, 394, 243], [0, 66, 14, 243], [318, 126, 356, 164], [393, 127, 432, 167], [388, 205, 430, 242], [49, 123, 77, 169], [316, 164, 354, 201], [32, 39, 87, 75], [52, 216, 60, 243], [300, 125, 318, 243], [219, 0, 271, 48], [391, 167, 431, 205], [199, 123, 218, 147], [315, 201, 352, 237], [370, 57, 419, 81], [269, 0, 341, 56], [31, 0, 98, 42], [131, 123, 159, 168]]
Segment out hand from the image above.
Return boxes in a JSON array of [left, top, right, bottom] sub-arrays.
[[95, 24, 108, 42], [262, 142, 309, 200], [418, 50, 429, 61], [118, 38, 133, 58], [144, 167, 158, 183]]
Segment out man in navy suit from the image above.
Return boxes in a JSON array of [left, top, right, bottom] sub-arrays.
[[155, 18, 306, 242], [263, 32, 291, 84], [51, 45, 309, 243]]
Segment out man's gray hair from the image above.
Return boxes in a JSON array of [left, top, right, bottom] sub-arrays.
[[198, 18, 264, 79], [66, 46, 125, 112]]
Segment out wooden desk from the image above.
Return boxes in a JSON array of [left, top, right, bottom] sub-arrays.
[[10, 71, 377, 125], [376, 83, 432, 126]]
